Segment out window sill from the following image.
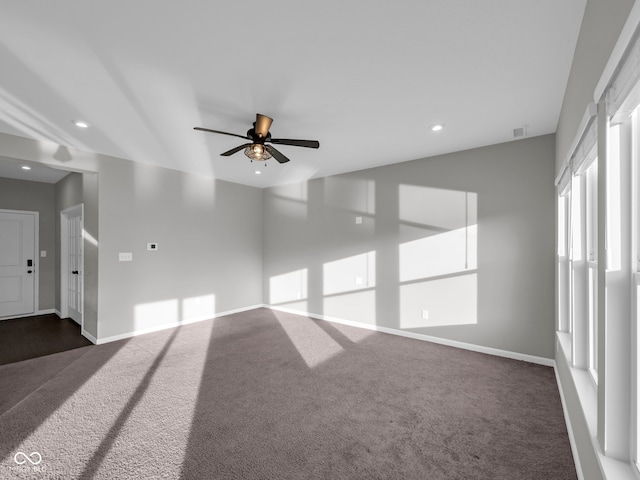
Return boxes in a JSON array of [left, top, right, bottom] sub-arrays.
[[556, 332, 637, 480]]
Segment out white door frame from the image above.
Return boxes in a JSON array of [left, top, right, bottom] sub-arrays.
[[0, 209, 39, 320], [60, 204, 83, 328]]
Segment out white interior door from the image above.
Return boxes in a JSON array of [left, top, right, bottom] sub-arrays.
[[61, 205, 83, 325], [0, 211, 36, 318]]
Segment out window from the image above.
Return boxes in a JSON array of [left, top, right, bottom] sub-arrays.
[[632, 108, 640, 472], [585, 160, 598, 382], [605, 104, 634, 469], [558, 10, 640, 478], [558, 192, 570, 333]]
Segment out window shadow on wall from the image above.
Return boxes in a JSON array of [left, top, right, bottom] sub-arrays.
[[264, 175, 478, 332]]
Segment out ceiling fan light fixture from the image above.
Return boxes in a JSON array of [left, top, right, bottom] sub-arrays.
[[244, 144, 272, 161]]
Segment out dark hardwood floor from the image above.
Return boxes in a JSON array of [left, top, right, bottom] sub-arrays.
[[0, 314, 93, 366]]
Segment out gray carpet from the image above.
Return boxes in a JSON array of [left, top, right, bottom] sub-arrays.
[[0, 308, 576, 479]]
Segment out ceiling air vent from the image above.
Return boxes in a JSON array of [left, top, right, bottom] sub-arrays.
[[513, 125, 528, 139]]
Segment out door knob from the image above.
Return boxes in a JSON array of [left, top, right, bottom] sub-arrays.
[[72, 270, 79, 275]]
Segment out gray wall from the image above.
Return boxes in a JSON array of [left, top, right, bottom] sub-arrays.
[[96, 158, 263, 340], [0, 131, 264, 341], [0, 177, 57, 311], [264, 134, 556, 359], [554, 2, 635, 479]]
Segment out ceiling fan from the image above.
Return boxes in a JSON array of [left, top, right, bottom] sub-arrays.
[[194, 114, 320, 164]]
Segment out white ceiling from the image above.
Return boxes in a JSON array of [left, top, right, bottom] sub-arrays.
[[0, 1, 586, 188], [0, 156, 70, 184]]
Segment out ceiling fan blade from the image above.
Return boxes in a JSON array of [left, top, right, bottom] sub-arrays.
[[268, 145, 290, 164], [270, 138, 320, 149], [221, 143, 252, 156], [194, 127, 249, 141], [254, 114, 273, 138]]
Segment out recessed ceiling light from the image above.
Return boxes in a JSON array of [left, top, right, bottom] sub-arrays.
[[254, 170, 262, 175], [21, 166, 31, 170], [74, 121, 89, 128], [430, 123, 444, 132]]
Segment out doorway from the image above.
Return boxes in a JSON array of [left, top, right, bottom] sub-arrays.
[[0, 210, 38, 319], [60, 204, 84, 328]]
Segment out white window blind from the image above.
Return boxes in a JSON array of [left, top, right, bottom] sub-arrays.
[[572, 118, 598, 175], [556, 165, 572, 196], [606, 26, 640, 122]]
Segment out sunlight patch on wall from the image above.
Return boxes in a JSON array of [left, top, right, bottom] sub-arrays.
[[398, 185, 478, 328], [400, 186, 473, 227], [400, 273, 477, 328], [323, 289, 376, 326], [83, 229, 98, 247], [400, 225, 477, 282], [274, 311, 343, 368], [269, 268, 308, 308], [323, 251, 376, 296], [182, 294, 216, 323], [134, 299, 179, 331], [324, 177, 375, 215]]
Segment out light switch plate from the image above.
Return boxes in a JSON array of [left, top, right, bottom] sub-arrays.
[[40, 250, 46, 257], [119, 252, 133, 262]]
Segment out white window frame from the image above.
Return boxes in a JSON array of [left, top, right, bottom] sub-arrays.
[[631, 107, 640, 474], [585, 160, 599, 384], [558, 192, 571, 334]]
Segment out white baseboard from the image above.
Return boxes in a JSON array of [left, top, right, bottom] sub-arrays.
[[82, 329, 97, 345], [54, 309, 62, 317], [37, 308, 56, 315], [268, 305, 555, 367], [95, 304, 265, 345]]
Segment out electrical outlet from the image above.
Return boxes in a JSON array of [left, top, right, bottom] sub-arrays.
[[147, 243, 158, 251]]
